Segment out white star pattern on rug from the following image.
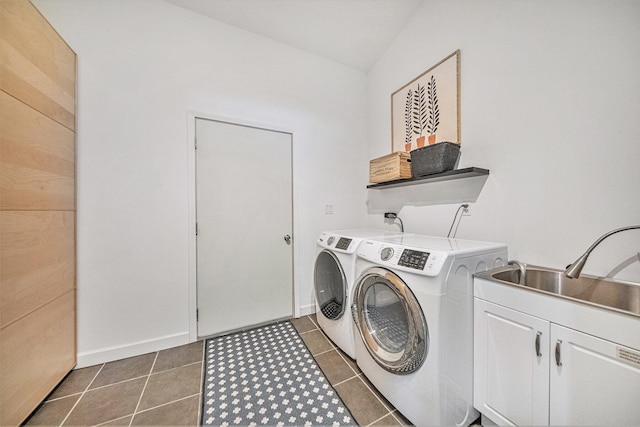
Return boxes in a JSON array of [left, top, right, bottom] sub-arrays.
[[202, 321, 355, 426]]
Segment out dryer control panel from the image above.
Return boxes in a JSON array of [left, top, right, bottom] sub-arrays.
[[335, 237, 352, 250], [317, 232, 359, 254], [357, 240, 449, 276]]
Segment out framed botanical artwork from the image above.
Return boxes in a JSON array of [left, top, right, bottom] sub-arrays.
[[391, 50, 460, 152]]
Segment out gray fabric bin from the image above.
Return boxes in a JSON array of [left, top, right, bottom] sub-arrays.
[[410, 142, 461, 176]]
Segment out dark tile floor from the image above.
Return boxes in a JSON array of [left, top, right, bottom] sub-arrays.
[[25, 314, 410, 426]]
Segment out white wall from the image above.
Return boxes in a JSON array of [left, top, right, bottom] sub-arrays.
[[367, 0, 640, 281], [32, 0, 640, 367], [33, 0, 370, 367]]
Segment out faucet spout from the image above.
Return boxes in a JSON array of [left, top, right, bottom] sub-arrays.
[[564, 225, 640, 279], [508, 260, 527, 285]]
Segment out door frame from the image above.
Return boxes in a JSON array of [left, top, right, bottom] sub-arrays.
[[186, 110, 298, 342]]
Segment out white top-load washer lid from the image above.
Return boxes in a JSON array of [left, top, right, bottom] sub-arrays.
[[358, 234, 507, 277], [316, 229, 406, 254]]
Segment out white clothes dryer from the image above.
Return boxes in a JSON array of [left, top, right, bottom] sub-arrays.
[[314, 229, 406, 359], [351, 234, 507, 426]]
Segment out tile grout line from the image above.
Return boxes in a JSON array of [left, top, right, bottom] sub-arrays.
[[95, 414, 134, 426], [44, 391, 82, 404], [333, 346, 360, 377], [308, 314, 321, 329], [312, 348, 359, 386], [390, 410, 407, 425], [366, 412, 394, 427], [313, 347, 336, 357], [58, 363, 105, 426], [131, 393, 202, 416], [354, 372, 396, 413], [311, 319, 338, 348], [127, 351, 159, 427], [354, 372, 398, 425], [330, 375, 355, 388]]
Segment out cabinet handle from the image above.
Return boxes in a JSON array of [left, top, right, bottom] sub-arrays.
[[535, 331, 542, 357], [555, 339, 562, 366]]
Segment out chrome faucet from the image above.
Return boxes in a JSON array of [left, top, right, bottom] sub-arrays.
[[564, 225, 640, 278], [508, 260, 527, 285]]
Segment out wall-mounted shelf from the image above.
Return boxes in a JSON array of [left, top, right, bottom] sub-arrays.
[[367, 167, 489, 189], [366, 167, 490, 213]]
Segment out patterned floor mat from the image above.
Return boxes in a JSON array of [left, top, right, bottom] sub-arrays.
[[201, 321, 356, 426]]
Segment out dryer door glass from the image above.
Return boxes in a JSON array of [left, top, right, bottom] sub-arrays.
[[314, 250, 347, 320], [354, 267, 428, 374]]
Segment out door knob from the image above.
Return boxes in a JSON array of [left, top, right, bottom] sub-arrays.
[[284, 234, 292, 245]]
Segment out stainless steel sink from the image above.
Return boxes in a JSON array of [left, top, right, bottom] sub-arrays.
[[475, 265, 640, 317]]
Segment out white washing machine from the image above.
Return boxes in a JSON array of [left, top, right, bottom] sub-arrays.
[[351, 234, 507, 426], [314, 229, 406, 359]]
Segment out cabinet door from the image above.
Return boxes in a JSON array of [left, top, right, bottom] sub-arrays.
[[474, 299, 550, 426], [550, 324, 640, 426]]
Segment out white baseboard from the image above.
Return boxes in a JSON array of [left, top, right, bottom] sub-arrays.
[[76, 332, 190, 368], [298, 303, 316, 317], [75, 308, 319, 368]]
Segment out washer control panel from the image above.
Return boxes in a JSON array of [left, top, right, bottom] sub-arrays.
[[398, 249, 429, 270], [358, 240, 448, 276], [380, 247, 394, 261]]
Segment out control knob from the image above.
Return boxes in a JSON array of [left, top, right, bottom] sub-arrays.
[[381, 247, 394, 261]]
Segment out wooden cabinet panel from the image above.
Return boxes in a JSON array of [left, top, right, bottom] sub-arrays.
[[0, 291, 76, 426], [1, 1, 76, 424], [0, 211, 75, 328], [0, 90, 75, 211], [0, 0, 75, 130]]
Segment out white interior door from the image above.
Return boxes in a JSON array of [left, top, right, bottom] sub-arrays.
[[196, 118, 293, 338]]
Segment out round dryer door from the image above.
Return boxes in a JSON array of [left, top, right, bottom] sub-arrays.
[[314, 250, 347, 320], [352, 267, 428, 374]]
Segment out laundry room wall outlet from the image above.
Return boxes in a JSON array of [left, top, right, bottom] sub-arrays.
[[325, 204, 334, 215]]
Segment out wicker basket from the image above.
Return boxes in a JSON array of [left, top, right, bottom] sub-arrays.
[[410, 142, 460, 177]]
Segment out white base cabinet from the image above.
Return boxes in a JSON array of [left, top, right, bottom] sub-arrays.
[[474, 300, 549, 426], [474, 281, 640, 427], [549, 324, 640, 426]]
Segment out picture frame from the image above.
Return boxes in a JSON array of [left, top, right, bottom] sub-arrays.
[[391, 50, 460, 153]]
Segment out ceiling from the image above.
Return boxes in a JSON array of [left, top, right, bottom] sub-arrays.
[[162, 0, 425, 72]]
